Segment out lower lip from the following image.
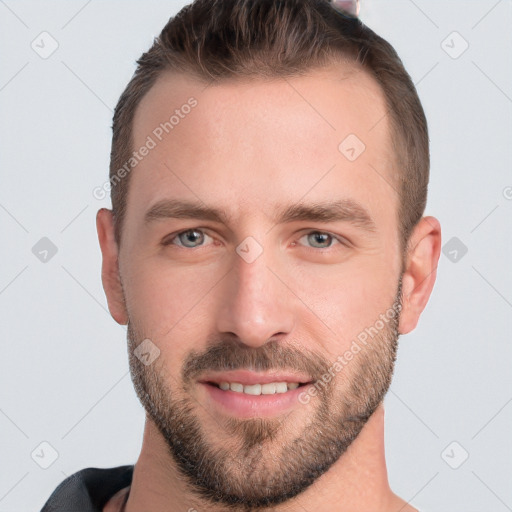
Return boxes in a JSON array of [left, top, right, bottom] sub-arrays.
[[200, 382, 310, 418]]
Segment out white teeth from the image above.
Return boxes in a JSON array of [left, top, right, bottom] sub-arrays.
[[261, 383, 276, 394], [275, 382, 288, 393], [243, 384, 261, 395], [230, 382, 244, 393], [216, 381, 301, 395]]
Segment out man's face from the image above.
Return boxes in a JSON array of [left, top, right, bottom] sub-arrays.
[[119, 65, 404, 508]]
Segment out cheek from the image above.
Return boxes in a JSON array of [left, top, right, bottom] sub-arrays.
[[289, 256, 399, 350], [122, 258, 219, 341]]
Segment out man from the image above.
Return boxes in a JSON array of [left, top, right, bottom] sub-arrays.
[[41, 0, 441, 510]]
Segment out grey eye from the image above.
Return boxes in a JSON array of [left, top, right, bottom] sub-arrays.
[[305, 232, 335, 248], [177, 229, 205, 248]]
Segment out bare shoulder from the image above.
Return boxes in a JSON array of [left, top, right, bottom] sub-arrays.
[[387, 492, 419, 512], [397, 504, 418, 512]]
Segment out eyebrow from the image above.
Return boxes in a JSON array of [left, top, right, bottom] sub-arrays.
[[144, 198, 377, 233]]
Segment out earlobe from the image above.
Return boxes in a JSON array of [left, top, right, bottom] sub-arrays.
[[96, 208, 129, 325], [398, 216, 441, 335]]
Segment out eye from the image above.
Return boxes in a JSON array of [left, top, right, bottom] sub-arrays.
[[297, 231, 347, 250], [162, 229, 348, 251], [164, 228, 214, 248]]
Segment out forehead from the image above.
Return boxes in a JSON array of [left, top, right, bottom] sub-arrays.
[[127, 64, 397, 231]]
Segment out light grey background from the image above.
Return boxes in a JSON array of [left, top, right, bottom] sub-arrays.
[[1, 1, 511, 510]]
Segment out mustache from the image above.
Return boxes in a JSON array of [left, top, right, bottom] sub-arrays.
[[182, 336, 331, 384]]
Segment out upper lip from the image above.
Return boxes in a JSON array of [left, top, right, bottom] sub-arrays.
[[199, 370, 314, 386]]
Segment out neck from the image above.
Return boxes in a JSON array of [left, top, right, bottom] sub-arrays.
[[111, 404, 415, 512]]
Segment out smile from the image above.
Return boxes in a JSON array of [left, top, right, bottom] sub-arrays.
[[211, 381, 304, 395]]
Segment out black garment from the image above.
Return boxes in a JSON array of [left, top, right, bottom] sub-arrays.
[[40, 465, 134, 512]]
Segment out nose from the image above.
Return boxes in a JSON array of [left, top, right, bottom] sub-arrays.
[[215, 248, 295, 348]]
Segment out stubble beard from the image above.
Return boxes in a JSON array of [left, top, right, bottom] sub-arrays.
[[126, 282, 402, 511]]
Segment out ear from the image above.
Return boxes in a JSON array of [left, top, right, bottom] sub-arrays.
[[399, 216, 441, 334], [96, 208, 128, 325]]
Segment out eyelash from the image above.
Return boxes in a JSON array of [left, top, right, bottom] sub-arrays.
[[162, 228, 350, 251]]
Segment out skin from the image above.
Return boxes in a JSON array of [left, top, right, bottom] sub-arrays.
[[98, 63, 441, 512]]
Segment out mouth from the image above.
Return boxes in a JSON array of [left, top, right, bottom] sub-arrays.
[[204, 381, 311, 395], [197, 370, 315, 417]]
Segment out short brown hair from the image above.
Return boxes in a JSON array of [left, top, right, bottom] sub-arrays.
[[109, 0, 429, 251]]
